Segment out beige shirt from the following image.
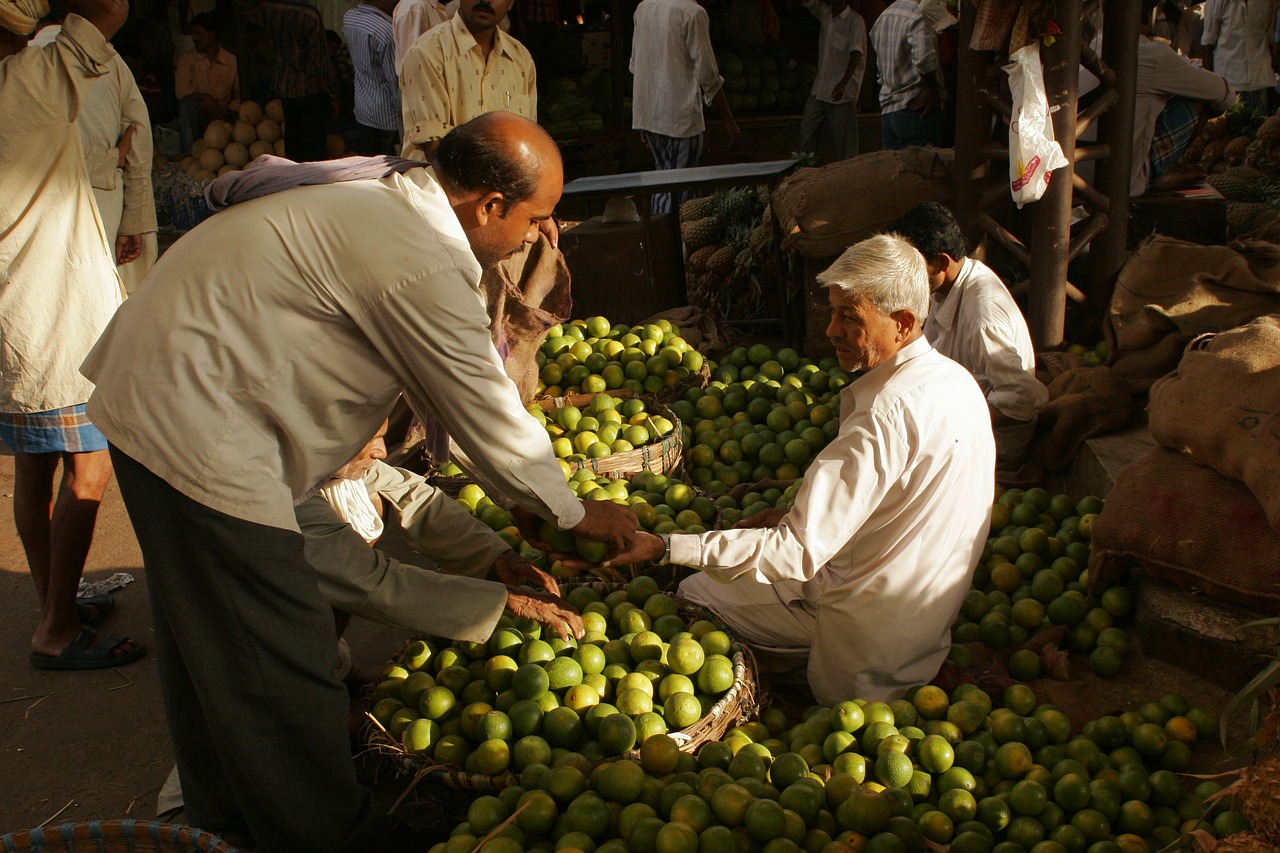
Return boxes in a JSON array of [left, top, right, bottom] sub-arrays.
[[300, 460, 509, 642], [82, 168, 584, 533], [398, 13, 536, 157], [175, 45, 241, 112], [78, 51, 158, 239], [0, 15, 123, 413], [391, 0, 450, 71]]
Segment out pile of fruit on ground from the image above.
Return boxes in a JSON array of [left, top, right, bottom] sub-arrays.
[[1184, 104, 1280, 238], [373, 316, 1275, 852]]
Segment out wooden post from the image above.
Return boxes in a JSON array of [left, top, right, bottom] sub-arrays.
[[953, 0, 992, 249], [1027, 0, 1083, 350], [1087, 0, 1141, 309]]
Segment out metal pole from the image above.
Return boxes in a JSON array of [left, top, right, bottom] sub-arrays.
[[1087, 0, 1140, 309], [1028, 0, 1083, 349], [952, 0, 990, 249]]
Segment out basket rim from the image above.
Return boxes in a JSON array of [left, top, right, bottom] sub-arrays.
[[1, 819, 239, 852]]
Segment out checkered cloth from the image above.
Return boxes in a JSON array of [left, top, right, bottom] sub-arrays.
[[1149, 95, 1199, 182], [0, 404, 108, 453], [970, 0, 1019, 51]]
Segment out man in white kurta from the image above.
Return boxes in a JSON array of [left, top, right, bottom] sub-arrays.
[[80, 113, 637, 852], [391, 0, 449, 70], [893, 201, 1047, 465], [798, 0, 865, 161], [610, 235, 995, 704], [1203, 0, 1274, 111], [1, 0, 144, 671]]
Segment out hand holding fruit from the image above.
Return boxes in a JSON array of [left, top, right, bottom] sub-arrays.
[[504, 588, 584, 641], [568, 500, 641, 561], [603, 530, 666, 569], [492, 550, 560, 597]]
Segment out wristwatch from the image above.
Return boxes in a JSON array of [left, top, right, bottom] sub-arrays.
[[657, 533, 671, 566]]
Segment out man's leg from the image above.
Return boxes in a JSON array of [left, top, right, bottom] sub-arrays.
[[881, 108, 905, 150], [678, 573, 815, 652], [828, 101, 859, 160], [282, 94, 329, 162], [177, 98, 205, 154], [797, 94, 825, 156], [13, 453, 57, 609], [644, 131, 703, 214], [110, 447, 381, 853]]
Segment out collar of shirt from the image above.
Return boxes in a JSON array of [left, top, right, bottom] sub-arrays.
[[450, 12, 516, 61], [848, 334, 933, 405]]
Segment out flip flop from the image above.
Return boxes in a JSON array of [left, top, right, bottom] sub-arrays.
[[30, 626, 146, 671], [75, 593, 115, 627]]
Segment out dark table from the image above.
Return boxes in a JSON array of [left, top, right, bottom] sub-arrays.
[[560, 159, 801, 339]]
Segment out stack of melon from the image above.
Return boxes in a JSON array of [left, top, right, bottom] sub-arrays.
[[176, 99, 284, 181]]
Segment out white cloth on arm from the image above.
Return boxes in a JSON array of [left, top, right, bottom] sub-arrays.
[[670, 336, 995, 703], [81, 167, 584, 534], [319, 477, 385, 544]]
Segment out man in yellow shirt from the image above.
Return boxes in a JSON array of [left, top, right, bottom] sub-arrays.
[[398, 0, 535, 160], [174, 13, 240, 152]]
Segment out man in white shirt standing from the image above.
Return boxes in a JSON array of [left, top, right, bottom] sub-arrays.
[[607, 234, 995, 704], [892, 202, 1048, 468], [1203, 0, 1275, 111], [798, 0, 865, 161], [80, 113, 638, 853], [391, 0, 449, 70], [630, 0, 740, 214]]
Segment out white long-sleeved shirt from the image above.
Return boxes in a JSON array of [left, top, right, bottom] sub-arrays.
[[391, 0, 450, 70], [0, 15, 122, 413], [629, 0, 724, 139], [924, 258, 1048, 424], [81, 167, 584, 534], [804, 0, 865, 106], [670, 336, 995, 703], [1203, 0, 1275, 93], [300, 460, 510, 642]]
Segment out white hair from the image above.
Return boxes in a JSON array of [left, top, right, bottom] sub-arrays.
[[816, 233, 930, 324]]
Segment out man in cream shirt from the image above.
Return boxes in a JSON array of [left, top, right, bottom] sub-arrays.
[[608, 235, 995, 704], [81, 112, 637, 853]]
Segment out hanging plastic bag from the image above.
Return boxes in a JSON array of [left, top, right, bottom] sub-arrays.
[[1004, 43, 1068, 208]]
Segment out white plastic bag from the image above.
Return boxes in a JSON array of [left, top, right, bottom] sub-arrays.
[[1004, 43, 1069, 208]]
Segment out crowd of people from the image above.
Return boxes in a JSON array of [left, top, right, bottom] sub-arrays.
[[2, 0, 1278, 850]]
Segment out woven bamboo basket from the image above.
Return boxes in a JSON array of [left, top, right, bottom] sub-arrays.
[[649, 360, 713, 405], [531, 392, 684, 481], [362, 582, 758, 792], [1, 820, 238, 853]]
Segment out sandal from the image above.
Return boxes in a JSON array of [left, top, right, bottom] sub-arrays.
[[30, 626, 145, 670], [75, 593, 115, 627]]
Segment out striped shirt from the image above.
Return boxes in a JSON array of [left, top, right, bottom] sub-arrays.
[[868, 0, 938, 113], [343, 3, 400, 131]]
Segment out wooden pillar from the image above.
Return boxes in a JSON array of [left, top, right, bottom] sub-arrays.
[[1087, 0, 1141, 307], [1028, 0, 1083, 349], [952, 0, 991, 249]]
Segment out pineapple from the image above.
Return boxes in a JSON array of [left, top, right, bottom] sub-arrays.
[[1226, 136, 1253, 165], [1203, 137, 1232, 169], [1227, 201, 1268, 230], [1193, 830, 1280, 853], [1203, 113, 1230, 142], [1259, 113, 1280, 146], [1208, 167, 1268, 202], [687, 244, 717, 271], [747, 222, 772, 254], [679, 195, 713, 221], [708, 245, 737, 276], [681, 216, 719, 251]]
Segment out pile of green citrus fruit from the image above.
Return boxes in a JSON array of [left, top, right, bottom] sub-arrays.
[[526, 393, 677, 464], [671, 345, 851, 496], [537, 317, 709, 399], [370, 576, 741, 775], [951, 487, 1135, 680], [430, 685, 1238, 853]]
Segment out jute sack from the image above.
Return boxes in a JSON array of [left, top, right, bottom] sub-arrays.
[[483, 233, 572, 403], [772, 147, 953, 259], [1108, 236, 1280, 387], [1088, 447, 1280, 614], [1030, 366, 1143, 471], [1148, 315, 1280, 529]]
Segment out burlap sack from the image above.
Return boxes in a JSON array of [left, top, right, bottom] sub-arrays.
[[483, 233, 572, 403], [771, 148, 954, 259], [641, 306, 731, 358], [1108, 236, 1280, 386], [1031, 366, 1144, 471], [1148, 315, 1280, 529], [1088, 447, 1280, 614]]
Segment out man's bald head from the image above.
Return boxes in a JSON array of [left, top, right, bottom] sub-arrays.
[[437, 113, 565, 270], [435, 112, 563, 209]]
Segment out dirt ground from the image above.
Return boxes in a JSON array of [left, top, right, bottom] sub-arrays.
[[0, 452, 1252, 838]]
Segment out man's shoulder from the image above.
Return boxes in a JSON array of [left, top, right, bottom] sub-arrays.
[[497, 30, 535, 63]]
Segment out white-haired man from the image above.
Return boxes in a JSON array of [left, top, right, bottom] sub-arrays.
[[609, 234, 996, 703]]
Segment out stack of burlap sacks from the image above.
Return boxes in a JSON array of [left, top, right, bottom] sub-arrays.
[[1088, 238, 1280, 614]]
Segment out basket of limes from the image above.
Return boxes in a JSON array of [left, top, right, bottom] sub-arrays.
[[528, 392, 683, 481], [0, 820, 238, 852], [361, 575, 757, 791]]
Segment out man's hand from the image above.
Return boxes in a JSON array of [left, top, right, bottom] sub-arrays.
[[909, 85, 941, 117], [506, 588, 584, 641], [733, 507, 787, 529], [493, 549, 560, 596], [569, 501, 640, 561], [602, 529, 665, 569], [537, 216, 560, 250], [724, 116, 742, 149], [115, 234, 142, 265], [116, 122, 137, 168]]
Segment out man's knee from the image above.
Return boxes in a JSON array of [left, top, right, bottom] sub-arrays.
[[63, 450, 113, 500]]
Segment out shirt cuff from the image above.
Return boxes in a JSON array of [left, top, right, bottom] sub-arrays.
[[555, 497, 585, 531], [669, 532, 703, 570]]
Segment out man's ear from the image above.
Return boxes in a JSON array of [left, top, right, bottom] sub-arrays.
[[926, 254, 950, 276], [890, 309, 917, 341], [474, 191, 507, 226]]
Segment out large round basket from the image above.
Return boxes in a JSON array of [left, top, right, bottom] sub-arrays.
[[362, 581, 757, 792], [531, 393, 684, 480], [1, 820, 238, 853]]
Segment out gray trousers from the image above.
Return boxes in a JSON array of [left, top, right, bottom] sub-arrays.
[[110, 447, 381, 852], [798, 95, 859, 161]]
